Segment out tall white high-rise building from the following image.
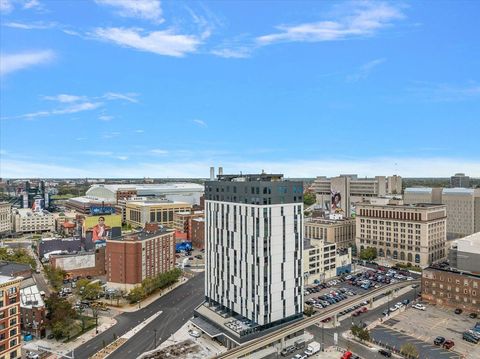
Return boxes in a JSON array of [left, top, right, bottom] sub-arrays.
[[194, 173, 303, 348]]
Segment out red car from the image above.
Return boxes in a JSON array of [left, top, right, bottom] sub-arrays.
[[341, 352, 352, 359], [321, 317, 332, 323], [352, 311, 361, 317], [443, 340, 455, 349], [360, 307, 368, 313]]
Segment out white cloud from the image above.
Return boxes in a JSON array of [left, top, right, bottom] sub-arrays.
[[407, 82, 480, 102], [0, 50, 55, 76], [347, 58, 386, 82], [256, 2, 404, 45], [81, 151, 113, 156], [43, 94, 85, 103], [193, 119, 207, 127], [93, 27, 202, 57], [211, 47, 252, 59], [0, 0, 14, 13], [103, 92, 139, 103], [1, 0, 43, 13], [23, 0, 41, 10], [3, 21, 55, 29], [116, 156, 128, 161], [14, 102, 102, 119], [150, 149, 168, 155], [95, 0, 163, 23], [135, 129, 144, 133], [98, 115, 113, 121]]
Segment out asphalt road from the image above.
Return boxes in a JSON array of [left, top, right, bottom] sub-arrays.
[[74, 271, 205, 359]]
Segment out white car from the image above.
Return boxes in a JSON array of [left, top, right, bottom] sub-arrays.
[[389, 306, 398, 312], [406, 277, 414, 281], [188, 329, 201, 338], [413, 304, 426, 311], [27, 353, 39, 359]]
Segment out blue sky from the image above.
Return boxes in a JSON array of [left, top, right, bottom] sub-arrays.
[[1, 0, 479, 178]]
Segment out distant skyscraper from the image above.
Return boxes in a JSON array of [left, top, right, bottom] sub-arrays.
[[450, 173, 470, 188], [203, 173, 304, 330]]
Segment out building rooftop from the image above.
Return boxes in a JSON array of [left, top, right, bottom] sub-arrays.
[[426, 265, 480, 280], [358, 202, 445, 209], [16, 208, 52, 217], [67, 196, 115, 204], [442, 188, 475, 194], [404, 187, 433, 193], [88, 183, 204, 192], [214, 173, 285, 182], [109, 228, 173, 242], [0, 261, 31, 277], [0, 275, 22, 285], [455, 232, 480, 255], [126, 199, 190, 207], [20, 284, 45, 308]]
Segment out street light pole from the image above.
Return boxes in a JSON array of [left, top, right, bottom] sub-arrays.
[[321, 322, 324, 352], [153, 329, 157, 349]]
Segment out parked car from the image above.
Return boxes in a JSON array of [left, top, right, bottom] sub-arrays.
[[413, 304, 426, 311], [378, 349, 392, 357], [469, 313, 478, 319], [443, 340, 455, 349], [188, 329, 201, 338], [463, 332, 479, 344], [434, 336, 446, 345], [454, 308, 463, 314]]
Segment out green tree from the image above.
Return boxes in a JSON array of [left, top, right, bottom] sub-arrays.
[[127, 286, 145, 304], [45, 293, 77, 339], [351, 324, 370, 341], [400, 343, 419, 358], [0, 247, 37, 270], [303, 191, 316, 206], [44, 265, 66, 290], [304, 306, 315, 317], [359, 247, 377, 261]]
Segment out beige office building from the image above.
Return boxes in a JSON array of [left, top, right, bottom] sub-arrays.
[[304, 218, 356, 249], [12, 209, 54, 233], [404, 187, 480, 238], [125, 199, 192, 228], [355, 201, 447, 267], [0, 202, 12, 235], [311, 174, 402, 217], [303, 238, 352, 285]]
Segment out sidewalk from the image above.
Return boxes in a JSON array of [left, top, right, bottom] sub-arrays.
[[114, 276, 190, 313], [23, 315, 117, 355]]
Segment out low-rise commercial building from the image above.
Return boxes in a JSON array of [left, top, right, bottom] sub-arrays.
[[0, 275, 22, 359], [106, 226, 175, 291], [65, 196, 116, 215], [20, 284, 46, 338], [50, 248, 106, 277], [422, 267, 480, 313], [303, 238, 352, 285], [0, 202, 12, 235], [12, 208, 54, 233], [190, 217, 205, 250], [304, 218, 355, 249], [355, 201, 447, 267], [172, 211, 204, 237], [125, 199, 192, 229]]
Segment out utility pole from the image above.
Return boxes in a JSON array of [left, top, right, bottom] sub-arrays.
[[321, 322, 324, 352], [153, 329, 157, 349]]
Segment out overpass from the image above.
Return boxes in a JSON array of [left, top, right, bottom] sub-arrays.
[[214, 280, 420, 358]]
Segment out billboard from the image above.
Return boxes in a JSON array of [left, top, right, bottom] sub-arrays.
[[90, 206, 116, 215], [331, 190, 343, 214], [83, 214, 122, 242]]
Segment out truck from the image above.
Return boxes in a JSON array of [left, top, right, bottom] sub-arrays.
[[304, 341, 321, 356]]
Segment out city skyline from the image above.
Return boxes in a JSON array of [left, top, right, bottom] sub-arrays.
[[1, 0, 479, 178]]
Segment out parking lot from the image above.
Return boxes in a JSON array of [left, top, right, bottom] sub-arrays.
[[304, 267, 416, 318], [371, 303, 480, 359]]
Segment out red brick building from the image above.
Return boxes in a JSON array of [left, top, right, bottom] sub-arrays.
[[20, 285, 46, 338], [0, 276, 22, 359], [106, 227, 175, 290], [190, 217, 205, 250], [422, 266, 480, 313]]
